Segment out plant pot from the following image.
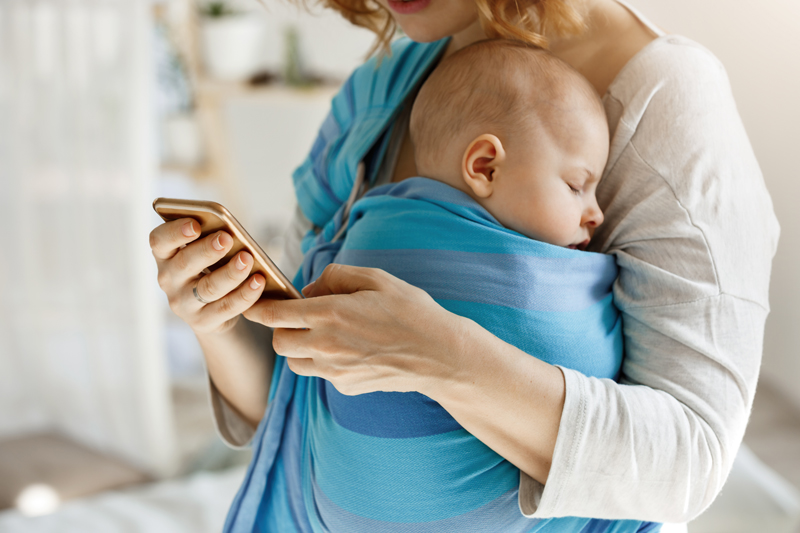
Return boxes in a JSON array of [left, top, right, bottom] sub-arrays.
[[200, 15, 264, 82]]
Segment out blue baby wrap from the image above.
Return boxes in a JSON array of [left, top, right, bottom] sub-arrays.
[[223, 37, 660, 533]]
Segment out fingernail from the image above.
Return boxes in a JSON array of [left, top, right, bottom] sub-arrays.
[[250, 276, 262, 290], [212, 234, 224, 251], [182, 222, 196, 237], [236, 254, 247, 270]]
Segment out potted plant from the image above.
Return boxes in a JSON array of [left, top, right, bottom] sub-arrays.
[[199, 1, 265, 82]]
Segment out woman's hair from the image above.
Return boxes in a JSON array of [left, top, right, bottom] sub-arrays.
[[298, 0, 586, 55]]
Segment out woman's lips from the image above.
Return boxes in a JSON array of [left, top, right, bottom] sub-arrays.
[[386, 0, 432, 15]]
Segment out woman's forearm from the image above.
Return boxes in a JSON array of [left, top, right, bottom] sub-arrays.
[[424, 316, 566, 485], [197, 318, 274, 428], [249, 265, 568, 483]]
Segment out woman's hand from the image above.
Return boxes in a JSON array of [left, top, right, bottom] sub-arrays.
[[149, 218, 266, 335], [244, 263, 566, 483], [243, 264, 470, 396]]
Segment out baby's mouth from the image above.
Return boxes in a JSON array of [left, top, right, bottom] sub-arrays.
[[568, 239, 590, 251]]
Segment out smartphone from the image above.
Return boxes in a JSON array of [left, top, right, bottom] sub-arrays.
[[152, 197, 302, 300]]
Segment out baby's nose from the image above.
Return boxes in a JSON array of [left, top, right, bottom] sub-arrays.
[[584, 202, 604, 227]]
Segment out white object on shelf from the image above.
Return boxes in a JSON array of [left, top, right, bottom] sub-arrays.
[[200, 14, 264, 81]]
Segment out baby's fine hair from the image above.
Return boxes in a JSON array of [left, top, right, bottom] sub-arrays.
[[410, 39, 606, 172]]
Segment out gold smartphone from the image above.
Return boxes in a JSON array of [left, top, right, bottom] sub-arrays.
[[152, 198, 302, 300]]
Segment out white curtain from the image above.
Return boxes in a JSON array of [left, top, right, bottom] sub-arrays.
[[0, 0, 177, 476]]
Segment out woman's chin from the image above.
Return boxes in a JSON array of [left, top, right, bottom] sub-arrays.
[[385, 0, 479, 43], [400, 29, 450, 44]]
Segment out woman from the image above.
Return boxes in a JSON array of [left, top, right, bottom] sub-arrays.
[[149, 0, 779, 529]]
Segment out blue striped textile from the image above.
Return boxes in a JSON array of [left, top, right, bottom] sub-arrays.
[[304, 178, 631, 530], [223, 182, 658, 532], [223, 36, 660, 533], [292, 38, 449, 233]]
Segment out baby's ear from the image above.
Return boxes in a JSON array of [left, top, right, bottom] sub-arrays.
[[461, 134, 506, 198]]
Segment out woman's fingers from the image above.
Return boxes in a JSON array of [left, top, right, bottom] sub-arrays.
[[271, 329, 350, 385], [194, 273, 266, 332], [247, 266, 464, 396], [167, 230, 233, 286], [248, 265, 400, 329], [149, 218, 200, 261], [270, 315, 419, 396], [150, 219, 267, 335], [243, 296, 322, 329], [194, 251, 253, 304], [285, 357, 318, 377], [302, 264, 388, 297]]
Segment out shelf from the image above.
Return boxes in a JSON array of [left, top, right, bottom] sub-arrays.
[[194, 79, 340, 102], [153, 0, 343, 226]]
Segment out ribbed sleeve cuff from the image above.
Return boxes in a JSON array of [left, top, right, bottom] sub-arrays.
[[519, 366, 588, 517]]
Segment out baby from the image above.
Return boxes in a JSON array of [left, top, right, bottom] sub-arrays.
[[294, 39, 633, 532], [409, 38, 609, 250]]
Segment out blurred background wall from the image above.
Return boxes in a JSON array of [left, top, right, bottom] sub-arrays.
[[625, 0, 800, 409], [0, 0, 177, 476]]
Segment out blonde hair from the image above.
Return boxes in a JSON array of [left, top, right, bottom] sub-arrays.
[[297, 0, 586, 55]]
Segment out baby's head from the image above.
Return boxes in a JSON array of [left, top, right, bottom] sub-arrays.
[[410, 39, 609, 250]]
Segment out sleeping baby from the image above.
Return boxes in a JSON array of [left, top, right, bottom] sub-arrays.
[[409, 38, 608, 252], [275, 39, 651, 532]]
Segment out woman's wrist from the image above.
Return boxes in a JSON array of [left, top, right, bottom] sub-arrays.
[[419, 313, 504, 413], [196, 317, 273, 428], [422, 313, 566, 484], [192, 310, 246, 339]]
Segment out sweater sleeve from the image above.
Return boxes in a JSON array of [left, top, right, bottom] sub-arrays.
[[518, 36, 779, 522], [206, 205, 312, 449]]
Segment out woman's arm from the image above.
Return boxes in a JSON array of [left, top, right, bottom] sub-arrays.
[[244, 249, 767, 524], [245, 264, 567, 482], [148, 218, 272, 429], [244, 39, 779, 523], [203, 205, 314, 445], [516, 38, 779, 521], [427, 322, 568, 486], [197, 320, 273, 429]]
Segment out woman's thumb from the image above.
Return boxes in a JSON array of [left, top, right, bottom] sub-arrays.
[[305, 264, 383, 297]]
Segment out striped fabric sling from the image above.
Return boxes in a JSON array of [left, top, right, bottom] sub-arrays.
[[223, 37, 661, 533]]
